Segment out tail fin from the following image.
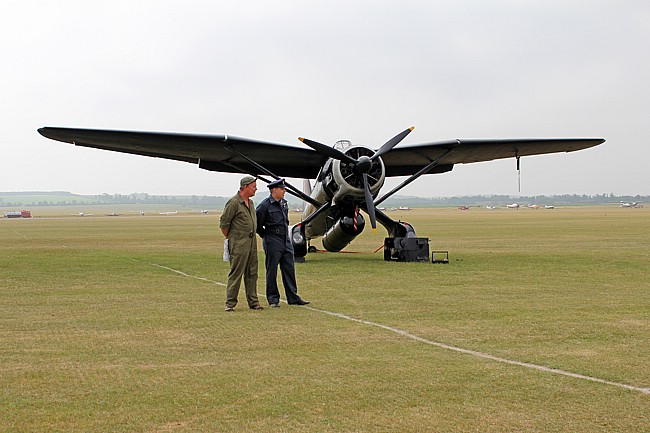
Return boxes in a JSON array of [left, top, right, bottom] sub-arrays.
[[303, 179, 312, 196], [302, 179, 312, 210]]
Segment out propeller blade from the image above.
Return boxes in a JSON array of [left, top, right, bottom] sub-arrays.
[[372, 126, 414, 160], [299, 137, 357, 164], [362, 173, 377, 233]]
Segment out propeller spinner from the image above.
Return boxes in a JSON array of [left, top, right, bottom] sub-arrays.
[[299, 127, 414, 232]]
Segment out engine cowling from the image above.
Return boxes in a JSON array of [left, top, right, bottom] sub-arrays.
[[329, 145, 386, 204]]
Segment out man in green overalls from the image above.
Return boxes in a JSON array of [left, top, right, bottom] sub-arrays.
[[220, 175, 263, 312]]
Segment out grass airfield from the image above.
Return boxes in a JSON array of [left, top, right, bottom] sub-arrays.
[[1, 205, 648, 432]]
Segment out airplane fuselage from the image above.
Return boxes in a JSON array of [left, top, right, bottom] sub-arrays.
[[289, 141, 418, 257], [299, 143, 386, 252]]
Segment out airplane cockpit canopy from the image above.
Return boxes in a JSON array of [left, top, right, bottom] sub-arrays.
[[333, 140, 352, 151]]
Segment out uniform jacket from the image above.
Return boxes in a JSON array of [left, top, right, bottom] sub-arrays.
[[256, 195, 290, 239], [220, 192, 257, 254]]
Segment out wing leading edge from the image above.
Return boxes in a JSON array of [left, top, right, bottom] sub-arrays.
[[37, 127, 325, 179], [38, 127, 604, 179], [382, 138, 604, 176]]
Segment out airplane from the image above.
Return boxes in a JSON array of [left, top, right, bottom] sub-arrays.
[[544, 205, 555, 209], [620, 201, 643, 208], [485, 205, 498, 210], [506, 203, 520, 209], [38, 126, 604, 261], [458, 205, 470, 210], [528, 204, 540, 209]]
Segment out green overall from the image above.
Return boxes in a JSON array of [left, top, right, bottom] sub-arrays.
[[220, 193, 259, 308]]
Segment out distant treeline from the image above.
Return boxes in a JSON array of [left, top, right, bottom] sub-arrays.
[[0, 192, 228, 207], [0, 191, 647, 208]]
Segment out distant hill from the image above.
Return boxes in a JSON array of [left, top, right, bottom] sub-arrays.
[[1, 191, 647, 208]]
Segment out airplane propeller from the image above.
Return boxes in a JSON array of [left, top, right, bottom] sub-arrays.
[[299, 126, 414, 232], [362, 172, 376, 232], [372, 126, 414, 160], [298, 137, 356, 164]]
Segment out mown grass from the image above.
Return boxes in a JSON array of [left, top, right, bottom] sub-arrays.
[[1, 206, 648, 432]]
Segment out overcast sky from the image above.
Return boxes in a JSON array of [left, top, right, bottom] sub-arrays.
[[1, 0, 648, 198]]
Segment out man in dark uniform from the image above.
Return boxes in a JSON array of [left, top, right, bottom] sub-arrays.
[[256, 178, 309, 307]]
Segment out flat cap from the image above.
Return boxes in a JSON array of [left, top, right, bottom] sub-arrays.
[[240, 175, 256, 187], [267, 178, 286, 189]]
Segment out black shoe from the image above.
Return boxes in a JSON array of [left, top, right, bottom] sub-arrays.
[[289, 300, 310, 305], [249, 304, 264, 310]]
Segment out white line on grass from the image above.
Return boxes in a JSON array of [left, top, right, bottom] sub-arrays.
[[147, 262, 226, 286], [309, 306, 650, 395], [147, 262, 650, 396], [14, 230, 647, 394]]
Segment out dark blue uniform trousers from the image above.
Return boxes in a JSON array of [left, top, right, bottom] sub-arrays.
[[263, 235, 301, 304]]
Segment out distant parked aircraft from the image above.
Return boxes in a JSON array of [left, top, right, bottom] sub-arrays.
[[620, 201, 643, 208]]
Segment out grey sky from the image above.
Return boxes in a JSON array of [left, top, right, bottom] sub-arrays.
[[1, 0, 648, 198]]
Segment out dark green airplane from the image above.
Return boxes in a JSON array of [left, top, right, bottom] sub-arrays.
[[39, 126, 604, 261]]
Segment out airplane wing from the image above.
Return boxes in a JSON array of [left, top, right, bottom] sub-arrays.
[[381, 138, 605, 176], [39, 127, 604, 179], [37, 127, 325, 179]]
